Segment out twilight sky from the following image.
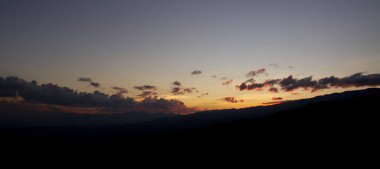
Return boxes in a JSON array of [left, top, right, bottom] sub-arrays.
[[1, 0, 380, 110]]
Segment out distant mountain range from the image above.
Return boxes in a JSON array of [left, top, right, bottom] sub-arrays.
[[1, 88, 379, 146]]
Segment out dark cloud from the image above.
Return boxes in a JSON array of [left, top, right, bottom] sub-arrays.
[[272, 97, 283, 101], [261, 101, 284, 105], [236, 79, 279, 91], [265, 79, 281, 86], [222, 79, 233, 86], [1, 76, 131, 107], [77, 77, 100, 88], [220, 97, 244, 103], [172, 81, 181, 86], [171, 87, 198, 95], [0, 76, 193, 114], [134, 85, 157, 91], [170, 81, 198, 95], [191, 70, 202, 75], [78, 77, 92, 82], [246, 78, 256, 83], [134, 85, 158, 98], [237, 73, 380, 93], [279, 76, 317, 92], [139, 98, 195, 114], [197, 93, 209, 98], [171, 87, 181, 94], [185, 87, 198, 93], [246, 68, 267, 77], [111, 87, 128, 96], [268, 87, 279, 93], [314, 73, 380, 91], [90, 82, 100, 88]]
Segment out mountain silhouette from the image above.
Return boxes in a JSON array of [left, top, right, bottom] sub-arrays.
[[1, 88, 379, 148]]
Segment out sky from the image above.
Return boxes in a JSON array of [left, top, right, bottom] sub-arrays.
[[1, 0, 380, 110]]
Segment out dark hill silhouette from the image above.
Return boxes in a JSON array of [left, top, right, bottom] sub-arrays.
[[1, 88, 379, 148]]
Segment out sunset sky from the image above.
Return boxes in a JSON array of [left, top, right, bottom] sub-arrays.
[[1, 0, 380, 110]]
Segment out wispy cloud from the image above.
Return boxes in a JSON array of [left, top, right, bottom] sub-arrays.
[[171, 87, 198, 95], [261, 101, 284, 105], [134, 85, 157, 91], [246, 68, 267, 78], [220, 97, 244, 103], [222, 79, 233, 86], [134, 85, 158, 98], [111, 87, 128, 96], [197, 92, 209, 98], [191, 70, 202, 75], [78, 77, 100, 88]]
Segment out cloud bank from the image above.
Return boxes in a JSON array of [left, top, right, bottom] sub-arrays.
[[237, 73, 380, 93], [0, 76, 193, 114], [220, 97, 244, 103]]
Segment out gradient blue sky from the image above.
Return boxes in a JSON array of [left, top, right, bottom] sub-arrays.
[[1, 0, 380, 109]]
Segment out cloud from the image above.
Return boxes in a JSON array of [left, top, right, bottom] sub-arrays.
[[191, 70, 202, 75], [184, 87, 198, 93], [139, 97, 195, 114], [1, 76, 132, 107], [222, 79, 233, 86], [237, 73, 380, 93], [279, 76, 317, 92], [220, 97, 244, 103], [211, 75, 217, 78], [111, 87, 128, 96], [236, 79, 280, 91], [272, 97, 283, 101], [171, 87, 198, 95], [77, 77, 101, 88], [268, 87, 279, 93], [246, 68, 267, 77], [134, 85, 158, 98], [90, 82, 100, 88], [171, 87, 182, 95], [134, 85, 157, 91], [313, 73, 380, 91], [78, 77, 92, 82], [246, 78, 256, 83], [0, 76, 194, 115], [170, 82, 198, 95], [197, 93, 209, 98], [172, 81, 181, 86], [261, 101, 284, 105]]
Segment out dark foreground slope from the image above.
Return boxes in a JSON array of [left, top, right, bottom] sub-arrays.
[[1, 88, 379, 148]]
